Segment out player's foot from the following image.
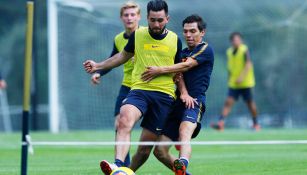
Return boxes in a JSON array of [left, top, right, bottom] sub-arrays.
[[173, 159, 186, 175], [100, 160, 118, 175], [186, 170, 192, 175], [210, 120, 224, 131], [252, 124, 261, 131]]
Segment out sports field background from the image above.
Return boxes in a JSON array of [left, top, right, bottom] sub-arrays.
[[1, 129, 307, 175]]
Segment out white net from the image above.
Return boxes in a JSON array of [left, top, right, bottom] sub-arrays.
[[49, 0, 307, 132]]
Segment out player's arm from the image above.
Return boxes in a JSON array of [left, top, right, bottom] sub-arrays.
[[84, 51, 133, 74], [236, 50, 252, 84], [175, 73, 198, 109], [91, 42, 118, 84], [84, 32, 136, 74]]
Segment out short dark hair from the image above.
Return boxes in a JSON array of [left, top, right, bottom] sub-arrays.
[[182, 14, 207, 32], [229, 32, 242, 41], [147, 0, 168, 15]]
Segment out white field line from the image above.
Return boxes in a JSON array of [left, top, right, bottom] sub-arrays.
[[22, 140, 307, 146]]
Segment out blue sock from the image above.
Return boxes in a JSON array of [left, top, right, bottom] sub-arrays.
[[124, 152, 130, 167], [114, 159, 125, 167], [180, 157, 189, 168], [252, 116, 258, 125], [219, 115, 225, 121]]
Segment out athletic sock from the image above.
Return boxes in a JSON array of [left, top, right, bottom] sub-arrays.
[[114, 159, 125, 167], [124, 152, 130, 167], [252, 116, 258, 125], [218, 115, 225, 121], [179, 157, 189, 168]]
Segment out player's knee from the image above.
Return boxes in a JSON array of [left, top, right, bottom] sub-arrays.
[[117, 115, 133, 132], [153, 146, 166, 159], [179, 126, 194, 141], [137, 146, 151, 158]]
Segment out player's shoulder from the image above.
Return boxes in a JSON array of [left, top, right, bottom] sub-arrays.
[[240, 44, 248, 51], [114, 31, 126, 41]]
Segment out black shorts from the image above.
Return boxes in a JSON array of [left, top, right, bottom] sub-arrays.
[[122, 89, 175, 135], [114, 85, 131, 116], [162, 97, 206, 141], [228, 88, 253, 102]]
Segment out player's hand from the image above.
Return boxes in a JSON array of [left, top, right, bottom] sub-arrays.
[[173, 73, 183, 83], [180, 93, 198, 109], [235, 77, 243, 84], [91, 73, 101, 85], [83, 60, 98, 74], [141, 66, 162, 82], [0, 80, 7, 89]]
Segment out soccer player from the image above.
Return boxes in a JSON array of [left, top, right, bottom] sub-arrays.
[[211, 32, 260, 131], [141, 14, 214, 175], [83, 0, 185, 174], [90, 1, 141, 167]]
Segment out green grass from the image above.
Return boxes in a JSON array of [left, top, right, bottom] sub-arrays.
[[1, 129, 307, 175]]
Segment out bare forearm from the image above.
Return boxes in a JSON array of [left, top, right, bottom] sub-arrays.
[[176, 74, 188, 95], [161, 62, 192, 74], [97, 52, 132, 70], [239, 61, 252, 79]]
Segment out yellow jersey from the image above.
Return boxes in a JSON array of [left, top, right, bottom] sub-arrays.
[[227, 44, 255, 89], [132, 27, 178, 97]]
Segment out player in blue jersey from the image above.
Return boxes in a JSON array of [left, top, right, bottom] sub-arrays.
[[89, 1, 141, 167], [141, 14, 214, 175]]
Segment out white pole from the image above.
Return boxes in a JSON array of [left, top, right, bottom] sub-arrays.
[[48, 0, 60, 133], [0, 89, 12, 133]]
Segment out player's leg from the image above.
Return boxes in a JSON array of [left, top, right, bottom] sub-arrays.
[[115, 104, 142, 165], [173, 121, 196, 175], [243, 88, 260, 130], [153, 135, 176, 170], [114, 85, 131, 166], [130, 128, 158, 172], [174, 100, 204, 175], [211, 93, 238, 131]]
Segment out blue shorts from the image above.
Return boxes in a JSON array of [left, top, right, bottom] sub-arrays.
[[162, 97, 206, 141], [114, 85, 131, 116], [228, 88, 253, 102], [122, 90, 175, 135]]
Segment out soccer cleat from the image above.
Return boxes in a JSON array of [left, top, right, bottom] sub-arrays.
[[252, 124, 261, 131], [100, 160, 118, 175], [173, 159, 186, 175], [210, 120, 224, 131]]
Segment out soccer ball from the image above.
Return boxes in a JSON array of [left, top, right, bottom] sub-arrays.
[[110, 167, 135, 175]]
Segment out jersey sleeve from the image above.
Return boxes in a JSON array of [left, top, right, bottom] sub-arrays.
[[124, 31, 135, 53], [97, 42, 119, 76], [174, 38, 182, 63], [244, 49, 252, 62], [194, 45, 214, 65]]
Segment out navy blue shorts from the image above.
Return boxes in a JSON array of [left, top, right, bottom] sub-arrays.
[[228, 88, 253, 102], [162, 97, 206, 141], [114, 85, 131, 116], [122, 90, 175, 135]]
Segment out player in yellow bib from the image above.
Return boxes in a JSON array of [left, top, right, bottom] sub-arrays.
[[89, 1, 141, 167], [211, 32, 260, 131], [83, 1, 186, 174]]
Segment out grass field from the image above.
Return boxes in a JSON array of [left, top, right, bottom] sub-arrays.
[[1, 129, 307, 175]]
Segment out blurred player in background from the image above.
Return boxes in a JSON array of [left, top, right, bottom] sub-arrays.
[[140, 14, 214, 175], [83, 0, 185, 174], [89, 1, 141, 167], [211, 32, 260, 131], [0, 72, 7, 89]]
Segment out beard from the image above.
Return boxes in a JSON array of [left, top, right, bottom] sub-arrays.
[[149, 25, 166, 35]]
